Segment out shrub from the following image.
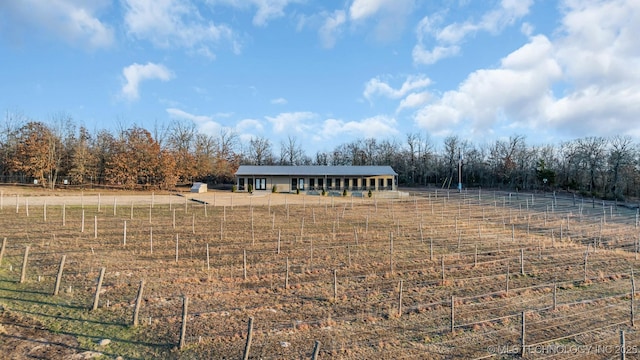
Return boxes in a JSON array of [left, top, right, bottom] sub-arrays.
[[368, 189, 372, 198], [272, 185, 278, 193], [342, 189, 348, 197], [248, 184, 253, 194], [321, 189, 326, 196], [231, 185, 237, 192], [296, 188, 300, 195]]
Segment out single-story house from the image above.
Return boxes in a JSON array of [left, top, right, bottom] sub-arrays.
[[235, 165, 398, 193]]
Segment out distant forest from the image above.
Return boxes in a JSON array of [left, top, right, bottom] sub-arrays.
[[1, 112, 639, 201]]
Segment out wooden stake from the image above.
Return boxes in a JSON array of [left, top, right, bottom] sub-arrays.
[[620, 330, 626, 360], [285, 257, 289, 290], [20, 245, 30, 283], [0, 237, 6, 266], [94, 216, 97, 239], [179, 296, 189, 349], [243, 317, 254, 360], [175, 234, 179, 262], [520, 248, 524, 276], [450, 295, 455, 333], [92, 267, 106, 310], [53, 255, 66, 295], [243, 249, 247, 280], [333, 269, 338, 302], [132, 280, 145, 327], [311, 340, 321, 360], [397, 279, 403, 317], [206, 244, 210, 271], [123, 221, 127, 247], [521, 311, 526, 357]]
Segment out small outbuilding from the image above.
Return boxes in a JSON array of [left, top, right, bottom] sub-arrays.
[[234, 165, 398, 193], [191, 182, 207, 193]]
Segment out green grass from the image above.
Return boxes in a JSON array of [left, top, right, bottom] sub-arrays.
[[0, 272, 174, 359]]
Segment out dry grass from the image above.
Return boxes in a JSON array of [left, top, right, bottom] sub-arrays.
[[0, 188, 639, 359]]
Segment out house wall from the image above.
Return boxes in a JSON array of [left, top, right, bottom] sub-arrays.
[[236, 174, 397, 192]]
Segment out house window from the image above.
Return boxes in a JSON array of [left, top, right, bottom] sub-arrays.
[[239, 178, 245, 191], [369, 178, 375, 188], [309, 178, 315, 189], [378, 179, 384, 189], [335, 178, 341, 189], [248, 178, 254, 190], [327, 178, 333, 189], [255, 178, 266, 190], [298, 178, 305, 191], [387, 178, 393, 189], [318, 178, 324, 189], [344, 179, 350, 188], [352, 178, 358, 189], [291, 178, 298, 191]]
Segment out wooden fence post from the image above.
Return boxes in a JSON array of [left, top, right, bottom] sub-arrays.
[[0, 237, 6, 266], [397, 280, 403, 317], [620, 330, 626, 360], [520, 248, 524, 275], [553, 281, 557, 311], [631, 271, 636, 327], [311, 340, 321, 360], [389, 232, 394, 273], [53, 255, 66, 295], [285, 257, 289, 290], [179, 296, 189, 349], [243, 317, 254, 360], [243, 249, 247, 280], [175, 234, 179, 263], [132, 280, 145, 327], [92, 267, 106, 310], [450, 295, 455, 333], [333, 269, 338, 302], [20, 245, 30, 283], [521, 311, 526, 357]]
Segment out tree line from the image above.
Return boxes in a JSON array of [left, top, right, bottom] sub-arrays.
[[1, 112, 639, 200]]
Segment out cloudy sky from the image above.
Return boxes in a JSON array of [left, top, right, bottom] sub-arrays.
[[1, 0, 639, 154]]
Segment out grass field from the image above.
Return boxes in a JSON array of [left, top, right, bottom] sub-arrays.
[[1, 187, 639, 359]]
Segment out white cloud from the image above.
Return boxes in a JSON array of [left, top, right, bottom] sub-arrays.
[[237, 118, 264, 133], [266, 112, 316, 133], [413, 0, 640, 142], [414, 35, 561, 136], [166, 107, 226, 136], [319, 115, 399, 139], [397, 92, 430, 112], [208, 0, 300, 26], [349, 0, 415, 42], [270, 97, 288, 105], [319, 10, 346, 49], [123, 0, 239, 55], [0, 0, 114, 48], [364, 74, 431, 102], [413, 0, 534, 65], [122, 62, 174, 101]]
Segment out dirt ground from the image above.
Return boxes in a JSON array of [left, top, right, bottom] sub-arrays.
[[0, 186, 366, 207]]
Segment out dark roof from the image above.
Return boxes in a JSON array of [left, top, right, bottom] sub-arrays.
[[235, 165, 397, 177]]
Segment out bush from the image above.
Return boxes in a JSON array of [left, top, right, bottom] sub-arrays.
[[342, 189, 348, 197], [248, 184, 253, 194], [272, 185, 278, 193], [367, 189, 372, 198], [321, 189, 326, 196], [231, 185, 237, 192], [296, 188, 300, 195]]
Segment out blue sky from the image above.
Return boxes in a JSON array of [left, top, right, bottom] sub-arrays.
[[1, 0, 639, 155]]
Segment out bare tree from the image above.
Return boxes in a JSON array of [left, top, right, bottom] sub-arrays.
[[279, 135, 305, 165], [608, 135, 633, 199], [248, 136, 274, 165]]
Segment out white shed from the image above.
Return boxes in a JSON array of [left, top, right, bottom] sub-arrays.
[[190, 182, 207, 193]]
